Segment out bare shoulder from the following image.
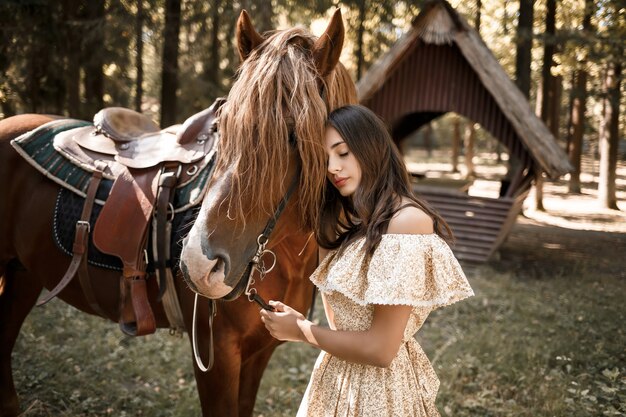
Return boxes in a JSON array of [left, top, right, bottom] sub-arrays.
[[388, 202, 434, 235]]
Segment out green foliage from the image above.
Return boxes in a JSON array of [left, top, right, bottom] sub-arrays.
[[0, 0, 623, 143]]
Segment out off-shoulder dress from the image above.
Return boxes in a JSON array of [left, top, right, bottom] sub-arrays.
[[296, 233, 474, 417]]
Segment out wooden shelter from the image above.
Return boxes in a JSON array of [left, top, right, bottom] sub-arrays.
[[357, 0, 572, 262]]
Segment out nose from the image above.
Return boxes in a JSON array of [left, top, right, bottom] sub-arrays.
[[327, 156, 341, 174]]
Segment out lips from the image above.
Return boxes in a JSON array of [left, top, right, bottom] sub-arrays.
[[334, 177, 348, 187]]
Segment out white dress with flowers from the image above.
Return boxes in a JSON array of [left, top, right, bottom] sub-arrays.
[[296, 234, 474, 417]]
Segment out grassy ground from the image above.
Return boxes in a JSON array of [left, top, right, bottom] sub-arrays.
[[11, 218, 626, 416], [257, 221, 626, 416], [10, 154, 626, 416]]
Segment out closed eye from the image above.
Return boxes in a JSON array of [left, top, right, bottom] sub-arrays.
[[339, 152, 348, 157]]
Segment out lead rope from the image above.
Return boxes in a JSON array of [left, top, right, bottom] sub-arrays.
[[192, 294, 216, 372]]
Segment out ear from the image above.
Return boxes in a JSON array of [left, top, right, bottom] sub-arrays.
[[312, 9, 345, 77], [236, 10, 265, 61]]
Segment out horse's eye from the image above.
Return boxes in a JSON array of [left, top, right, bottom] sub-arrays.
[[288, 132, 297, 147]]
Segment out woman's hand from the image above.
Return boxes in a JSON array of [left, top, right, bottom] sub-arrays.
[[259, 300, 308, 342]]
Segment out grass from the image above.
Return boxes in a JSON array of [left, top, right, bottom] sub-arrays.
[[12, 255, 625, 416]]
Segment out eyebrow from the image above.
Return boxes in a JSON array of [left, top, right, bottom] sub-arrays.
[[330, 141, 345, 149]]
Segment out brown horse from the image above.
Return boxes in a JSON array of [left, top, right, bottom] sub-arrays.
[[0, 10, 356, 417]]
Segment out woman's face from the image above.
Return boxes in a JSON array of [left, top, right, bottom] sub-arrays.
[[324, 126, 362, 197]]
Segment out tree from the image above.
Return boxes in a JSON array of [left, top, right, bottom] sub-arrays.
[[160, 0, 181, 127], [515, 0, 534, 98], [135, 0, 144, 112], [598, 58, 622, 209], [566, 0, 594, 194], [355, 0, 367, 80], [62, 0, 83, 117], [83, 0, 105, 119], [535, 0, 557, 211], [464, 0, 481, 180]]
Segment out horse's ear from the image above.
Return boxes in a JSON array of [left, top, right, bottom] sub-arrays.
[[236, 10, 265, 61], [313, 9, 345, 77]]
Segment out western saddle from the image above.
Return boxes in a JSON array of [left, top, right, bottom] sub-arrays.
[[40, 99, 224, 336]]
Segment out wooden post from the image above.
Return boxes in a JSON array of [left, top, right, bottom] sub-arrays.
[[452, 118, 460, 173], [535, 172, 545, 211], [464, 122, 476, 178], [424, 123, 433, 158]]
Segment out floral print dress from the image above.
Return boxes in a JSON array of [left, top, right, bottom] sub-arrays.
[[297, 234, 474, 417]]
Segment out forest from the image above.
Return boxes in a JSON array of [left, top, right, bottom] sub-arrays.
[[2, 1, 625, 416], [0, 0, 624, 207]]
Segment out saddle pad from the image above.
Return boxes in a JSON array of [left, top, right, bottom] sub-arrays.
[[11, 119, 216, 212], [54, 188, 198, 271]]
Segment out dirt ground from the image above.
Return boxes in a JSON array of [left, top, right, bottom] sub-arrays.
[[499, 155, 626, 278], [494, 215, 625, 279]]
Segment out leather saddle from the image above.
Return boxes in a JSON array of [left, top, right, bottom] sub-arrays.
[[45, 98, 224, 336]]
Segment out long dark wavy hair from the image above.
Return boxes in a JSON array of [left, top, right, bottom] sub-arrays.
[[315, 105, 453, 258]]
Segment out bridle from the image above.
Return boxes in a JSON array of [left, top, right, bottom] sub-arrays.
[[243, 169, 300, 311], [191, 81, 328, 372], [191, 136, 302, 372]]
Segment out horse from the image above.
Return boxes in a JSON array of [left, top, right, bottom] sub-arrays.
[[0, 10, 357, 417]]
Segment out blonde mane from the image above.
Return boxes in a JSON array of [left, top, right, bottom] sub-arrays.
[[217, 27, 357, 230]]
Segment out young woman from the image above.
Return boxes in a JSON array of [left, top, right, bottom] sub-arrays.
[[259, 105, 474, 416]]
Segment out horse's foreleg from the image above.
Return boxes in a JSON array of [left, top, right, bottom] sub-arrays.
[[238, 342, 280, 417], [193, 331, 242, 417], [0, 261, 43, 417]]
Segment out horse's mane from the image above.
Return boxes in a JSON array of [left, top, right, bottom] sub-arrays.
[[217, 27, 357, 231]]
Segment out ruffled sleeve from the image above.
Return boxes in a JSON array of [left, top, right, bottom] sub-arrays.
[[310, 234, 474, 311]]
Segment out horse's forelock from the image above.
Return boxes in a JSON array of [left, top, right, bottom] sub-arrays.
[[217, 27, 357, 232]]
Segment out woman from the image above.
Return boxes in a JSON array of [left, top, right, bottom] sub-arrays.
[[259, 105, 474, 416]]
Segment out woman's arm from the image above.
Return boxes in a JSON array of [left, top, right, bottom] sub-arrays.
[[261, 301, 412, 368], [260, 205, 431, 368]]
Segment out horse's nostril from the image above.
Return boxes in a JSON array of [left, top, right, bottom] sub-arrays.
[[211, 257, 223, 274]]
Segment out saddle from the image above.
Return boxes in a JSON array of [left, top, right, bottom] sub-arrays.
[[41, 99, 224, 336]]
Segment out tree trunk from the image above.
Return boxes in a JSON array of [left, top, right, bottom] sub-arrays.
[[568, 69, 587, 193], [160, 0, 181, 127], [452, 118, 460, 173], [508, 0, 534, 197], [515, 0, 534, 98], [83, 0, 104, 118], [549, 74, 562, 138], [535, 172, 545, 210], [204, 0, 221, 96], [598, 59, 622, 210], [135, 0, 144, 112], [535, 0, 556, 212], [355, 0, 366, 80], [567, 0, 593, 194], [464, 122, 476, 178]]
